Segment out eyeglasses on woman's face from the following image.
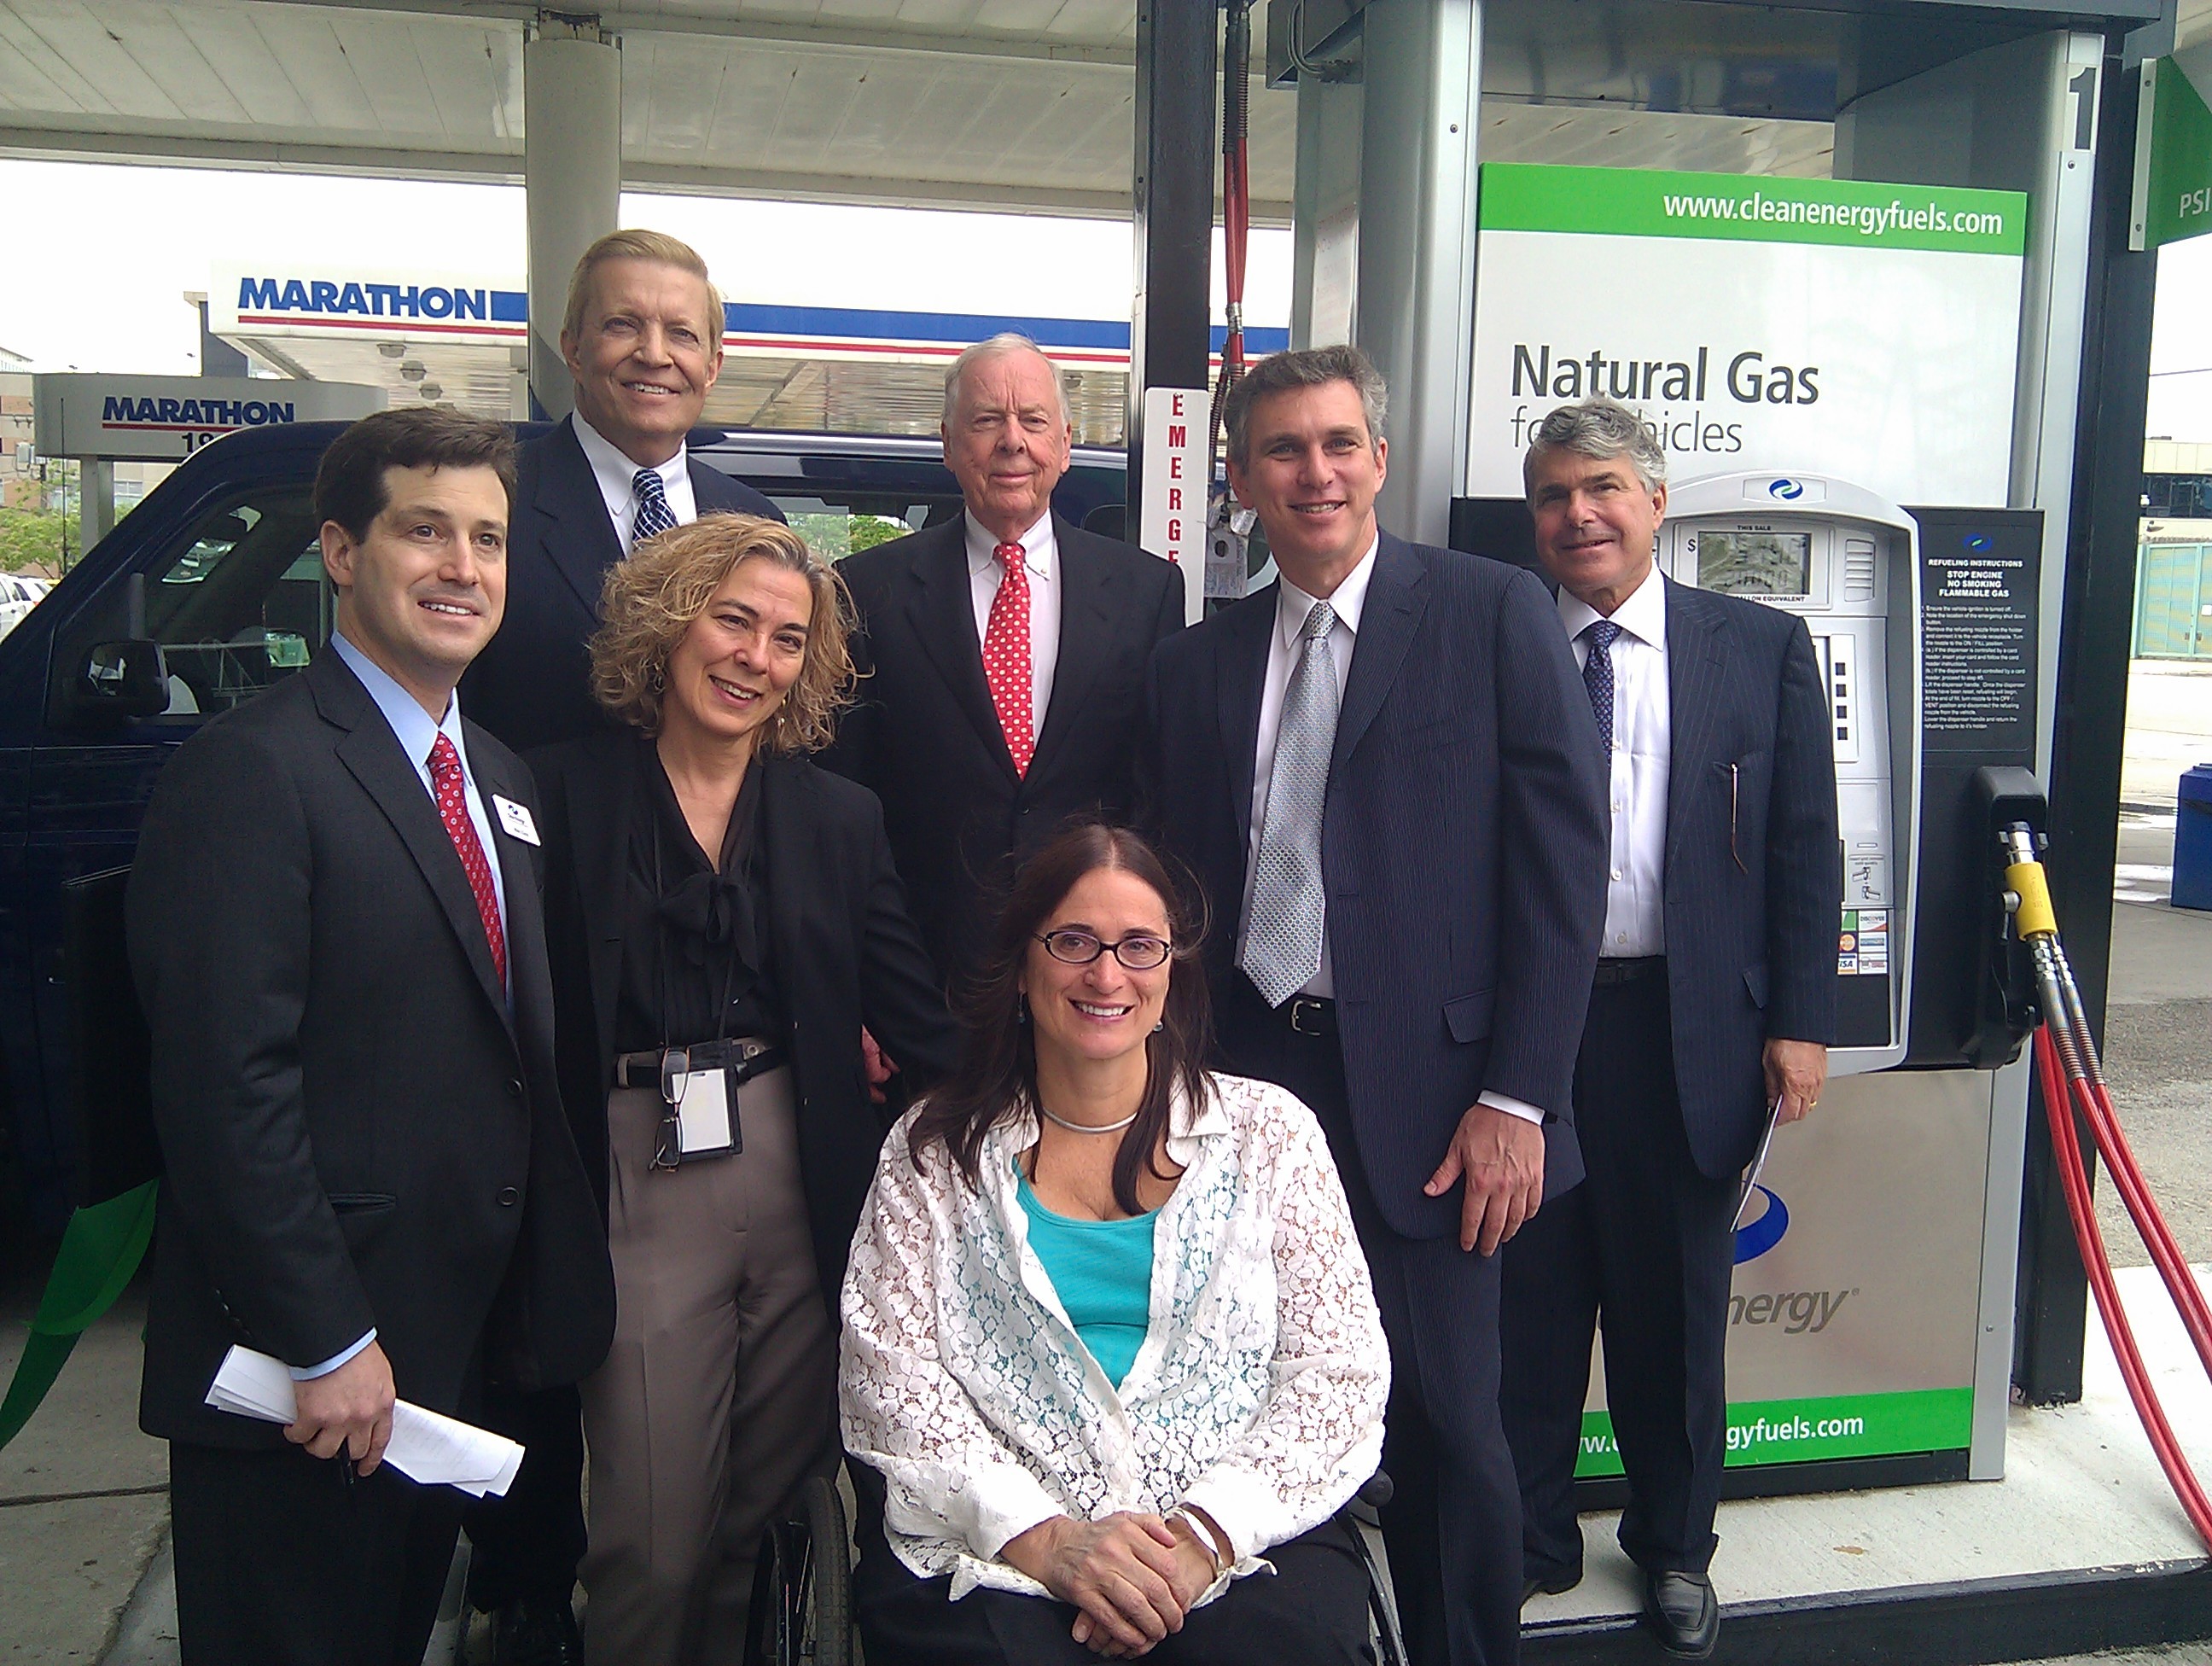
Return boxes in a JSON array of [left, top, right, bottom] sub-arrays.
[[1035, 928, 1173, 971]]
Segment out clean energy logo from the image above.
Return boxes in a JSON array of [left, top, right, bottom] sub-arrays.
[[1734, 1185, 1788, 1263], [1965, 533, 1994, 551], [1767, 477, 1807, 501]]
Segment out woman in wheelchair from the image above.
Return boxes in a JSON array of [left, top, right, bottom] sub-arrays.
[[839, 823, 1391, 1663]]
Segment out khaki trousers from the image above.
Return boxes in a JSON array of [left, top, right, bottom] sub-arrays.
[[580, 1072, 838, 1666]]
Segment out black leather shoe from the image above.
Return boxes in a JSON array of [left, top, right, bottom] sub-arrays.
[[487, 1593, 584, 1666], [1643, 1570, 1719, 1658], [1521, 1564, 1583, 1604]]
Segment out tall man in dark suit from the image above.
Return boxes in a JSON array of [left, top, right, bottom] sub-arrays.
[[1499, 399, 1837, 1659], [458, 229, 782, 1663], [464, 227, 782, 754], [825, 333, 1184, 992], [127, 408, 614, 1665], [1144, 346, 1610, 1666]]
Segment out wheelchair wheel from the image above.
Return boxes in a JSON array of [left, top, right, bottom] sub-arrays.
[[745, 1473, 854, 1666]]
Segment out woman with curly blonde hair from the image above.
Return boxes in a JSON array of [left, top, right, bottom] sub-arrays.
[[526, 511, 958, 1665]]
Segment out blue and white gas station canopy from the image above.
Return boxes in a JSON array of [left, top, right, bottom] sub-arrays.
[[206, 261, 1289, 438]]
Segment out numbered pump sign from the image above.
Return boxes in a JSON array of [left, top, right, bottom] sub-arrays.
[[1464, 163, 2028, 510], [33, 374, 386, 463]]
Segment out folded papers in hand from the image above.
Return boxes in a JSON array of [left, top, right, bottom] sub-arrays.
[[205, 1345, 526, 1497]]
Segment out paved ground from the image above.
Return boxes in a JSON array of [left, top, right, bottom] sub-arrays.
[[0, 1261, 168, 1665], [2098, 808, 2212, 1270]]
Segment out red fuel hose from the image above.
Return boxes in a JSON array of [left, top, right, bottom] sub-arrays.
[[2074, 1069, 2212, 1379], [1210, 1, 1253, 476], [2033, 1022, 2212, 1549]]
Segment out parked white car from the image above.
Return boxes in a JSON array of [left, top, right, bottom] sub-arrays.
[[0, 575, 46, 642]]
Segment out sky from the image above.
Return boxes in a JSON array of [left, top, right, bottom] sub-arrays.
[[0, 154, 2204, 442], [0, 157, 1291, 376]]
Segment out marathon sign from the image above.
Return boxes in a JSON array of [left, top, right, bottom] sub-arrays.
[[212, 266, 527, 344], [34, 375, 386, 462]]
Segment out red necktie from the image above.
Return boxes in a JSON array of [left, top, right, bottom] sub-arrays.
[[428, 733, 508, 989], [982, 542, 1034, 776]]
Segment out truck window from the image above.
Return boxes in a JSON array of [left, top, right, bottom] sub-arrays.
[[140, 489, 326, 716], [771, 495, 947, 559]]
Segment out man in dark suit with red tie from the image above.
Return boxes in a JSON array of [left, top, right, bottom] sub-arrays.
[[824, 334, 1185, 993], [128, 409, 614, 1665]]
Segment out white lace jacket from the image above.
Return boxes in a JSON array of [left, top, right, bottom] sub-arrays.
[[838, 1072, 1390, 1605]]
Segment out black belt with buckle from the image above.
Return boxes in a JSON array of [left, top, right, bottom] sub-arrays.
[[1592, 956, 1666, 987], [1284, 995, 1337, 1036]]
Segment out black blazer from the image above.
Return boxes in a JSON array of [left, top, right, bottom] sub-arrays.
[[1145, 533, 1610, 1238], [823, 514, 1185, 989], [464, 417, 783, 753], [128, 653, 614, 1448], [1656, 577, 1840, 1178], [528, 731, 960, 1292]]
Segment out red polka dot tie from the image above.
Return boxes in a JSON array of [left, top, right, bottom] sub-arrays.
[[982, 543, 1033, 777], [428, 733, 508, 990]]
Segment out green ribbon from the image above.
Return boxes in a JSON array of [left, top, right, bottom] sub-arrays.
[[0, 1180, 158, 1453]]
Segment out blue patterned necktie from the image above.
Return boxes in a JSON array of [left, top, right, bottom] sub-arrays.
[[632, 466, 679, 549], [1239, 599, 1340, 1007], [1582, 618, 1621, 749]]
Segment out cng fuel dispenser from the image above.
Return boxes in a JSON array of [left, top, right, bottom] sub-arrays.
[[1662, 473, 1923, 1077]]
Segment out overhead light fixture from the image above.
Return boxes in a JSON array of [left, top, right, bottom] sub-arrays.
[[419, 383, 444, 400], [378, 341, 407, 359], [399, 362, 427, 382]]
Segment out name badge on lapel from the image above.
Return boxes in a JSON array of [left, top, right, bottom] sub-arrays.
[[492, 795, 540, 846]]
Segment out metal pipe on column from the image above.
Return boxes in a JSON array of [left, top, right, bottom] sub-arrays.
[[1127, 0, 1217, 531], [1353, 0, 1483, 549], [524, 13, 621, 421]]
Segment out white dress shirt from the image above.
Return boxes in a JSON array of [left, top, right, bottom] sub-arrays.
[[1240, 539, 1545, 1125], [1558, 563, 1671, 958], [571, 410, 698, 548], [312, 632, 511, 1380], [965, 508, 1061, 727], [841, 1074, 1389, 1605]]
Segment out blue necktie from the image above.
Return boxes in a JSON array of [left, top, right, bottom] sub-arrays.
[[1582, 619, 1621, 749], [632, 467, 679, 549]]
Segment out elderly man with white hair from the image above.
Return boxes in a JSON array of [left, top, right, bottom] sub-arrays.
[[1499, 398, 1838, 1660], [825, 334, 1185, 993]]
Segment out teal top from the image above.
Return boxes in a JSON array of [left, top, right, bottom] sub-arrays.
[[1014, 1162, 1159, 1389]]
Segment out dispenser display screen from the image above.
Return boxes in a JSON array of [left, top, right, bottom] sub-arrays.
[[1700, 530, 1812, 597]]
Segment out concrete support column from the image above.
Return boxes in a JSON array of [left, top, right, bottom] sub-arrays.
[[1289, 75, 1363, 351], [524, 16, 621, 421], [1353, 0, 1482, 548], [78, 457, 114, 550]]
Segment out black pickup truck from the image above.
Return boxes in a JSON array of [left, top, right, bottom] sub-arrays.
[[0, 421, 1127, 1235]]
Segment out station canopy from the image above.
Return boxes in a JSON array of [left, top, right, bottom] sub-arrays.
[[2, 0, 1854, 440]]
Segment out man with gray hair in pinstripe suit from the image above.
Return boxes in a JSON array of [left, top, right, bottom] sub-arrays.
[[1500, 398, 1839, 1660]]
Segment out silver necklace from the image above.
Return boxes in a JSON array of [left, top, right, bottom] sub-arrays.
[[1038, 1104, 1139, 1135]]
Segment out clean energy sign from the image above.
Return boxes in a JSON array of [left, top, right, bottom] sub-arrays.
[[35, 375, 386, 462], [1466, 164, 2028, 508]]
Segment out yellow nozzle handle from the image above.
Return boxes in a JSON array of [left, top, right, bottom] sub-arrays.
[[2008, 859, 2058, 938]]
